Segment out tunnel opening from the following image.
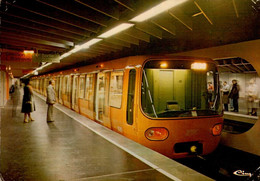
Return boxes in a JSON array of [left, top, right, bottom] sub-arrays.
[[214, 57, 259, 134]]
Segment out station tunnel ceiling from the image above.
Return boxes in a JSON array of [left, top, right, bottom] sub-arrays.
[[0, 0, 260, 77], [215, 57, 256, 73]]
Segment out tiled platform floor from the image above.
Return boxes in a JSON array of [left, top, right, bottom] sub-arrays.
[[0, 90, 211, 181]]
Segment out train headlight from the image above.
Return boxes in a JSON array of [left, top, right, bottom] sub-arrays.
[[145, 127, 169, 141], [212, 123, 223, 136]]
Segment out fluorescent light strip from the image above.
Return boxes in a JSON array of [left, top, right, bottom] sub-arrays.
[[23, 50, 34, 54], [70, 45, 81, 53], [80, 38, 102, 49], [60, 52, 72, 59], [60, 38, 102, 59], [130, 0, 187, 22], [98, 23, 134, 38]]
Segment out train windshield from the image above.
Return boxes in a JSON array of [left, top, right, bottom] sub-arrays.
[[141, 59, 221, 118]]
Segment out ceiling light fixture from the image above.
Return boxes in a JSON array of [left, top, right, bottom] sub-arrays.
[[60, 52, 72, 59], [23, 50, 34, 54], [60, 38, 102, 60], [130, 0, 187, 22], [80, 38, 102, 49], [98, 23, 134, 38]]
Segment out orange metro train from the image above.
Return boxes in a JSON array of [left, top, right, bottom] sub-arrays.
[[31, 55, 223, 159]]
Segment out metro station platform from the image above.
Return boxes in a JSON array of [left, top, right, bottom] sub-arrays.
[[0, 90, 212, 181]]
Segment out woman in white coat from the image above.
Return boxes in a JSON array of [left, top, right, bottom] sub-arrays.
[[246, 79, 259, 116], [46, 79, 56, 122]]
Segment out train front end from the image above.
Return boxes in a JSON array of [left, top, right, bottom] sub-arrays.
[[138, 57, 223, 159]]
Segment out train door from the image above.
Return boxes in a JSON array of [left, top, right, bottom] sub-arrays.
[[78, 75, 86, 115], [72, 75, 79, 112], [40, 78, 44, 94], [103, 72, 111, 127], [58, 76, 63, 104], [62, 76, 68, 106], [85, 73, 96, 119], [55, 77, 59, 101], [95, 72, 109, 123], [127, 69, 136, 125], [63, 75, 71, 108], [68, 75, 73, 108], [124, 68, 138, 140], [43, 78, 49, 96]]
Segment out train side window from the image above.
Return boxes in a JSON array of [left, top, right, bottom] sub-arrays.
[[110, 71, 124, 108], [59, 76, 63, 100], [67, 76, 71, 99], [55, 77, 59, 95], [127, 69, 136, 125], [79, 76, 85, 99], [63, 76, 68, 94], [85, 74, 94, 101]]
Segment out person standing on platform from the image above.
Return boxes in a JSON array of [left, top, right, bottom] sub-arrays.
[[46, 79, 56, 122], [229, 79, 240, 112], [221, 81, 230, 111], [21, 79, 35, 123], [246, 79, 259, 116]]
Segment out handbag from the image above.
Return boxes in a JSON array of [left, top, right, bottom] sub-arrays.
[[26, 101, 32, 106]]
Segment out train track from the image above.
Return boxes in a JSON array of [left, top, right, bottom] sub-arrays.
[[176, 145, 260, 181]]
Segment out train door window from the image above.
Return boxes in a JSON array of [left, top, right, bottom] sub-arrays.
[[63, 76, 68, 95], [110, 71, 124, 108], [39, 79, 42, 93], [42, 79, 45, 93], [103, 72, 111, 117], [127, 69, 136, 125], [85, 74, 94, 101], [59, 76, 63, 100], [55, 77, 59, 96], [44, 78, 48, 94], [96, 73, 105, 121], [68, 76, 72, 102], [85, 74, 95, 112], [72, 76, 79, 107], [79, 75, 85, 99]]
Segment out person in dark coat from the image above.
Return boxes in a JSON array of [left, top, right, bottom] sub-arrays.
[[229, 79, 240, 112], [21, 79, 35, 123]]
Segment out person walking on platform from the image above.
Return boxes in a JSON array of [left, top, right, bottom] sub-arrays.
[[46, 79, 56, 122], [10, 80, 21, 116], [21, 79, 35, 123], [229, 79, 240, 112], [221, 81, 230, 111], [246, 79, 259, 116]]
